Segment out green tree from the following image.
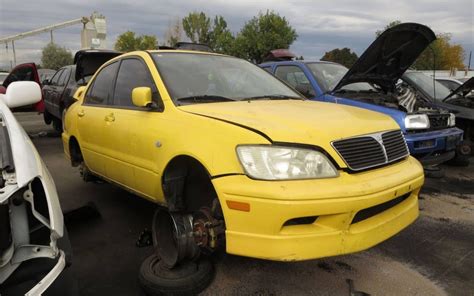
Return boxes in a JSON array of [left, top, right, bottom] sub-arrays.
[[376, 21, 465, 70], [114, 31, 158, 52], [375, 20, 401, 37], [182, 12, 211, 44], [208, 16, 235, 54], [321, 48, 358, 68], [41, 43, 73, 70], [233, 11, 298, 63]]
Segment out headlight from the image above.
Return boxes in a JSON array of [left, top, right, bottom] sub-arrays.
[[236, 145, 338, 180], [404, 114, 430, 130], [448, 113, 456, 127]]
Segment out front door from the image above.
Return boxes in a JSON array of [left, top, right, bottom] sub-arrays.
[[104, 57, 164, 199]]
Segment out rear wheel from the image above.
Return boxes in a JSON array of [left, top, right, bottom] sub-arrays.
[[43, 109, 52, 125], [52, 118, 62, 132]]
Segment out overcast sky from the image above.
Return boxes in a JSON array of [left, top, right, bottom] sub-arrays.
[[0, 0, 472, 70]]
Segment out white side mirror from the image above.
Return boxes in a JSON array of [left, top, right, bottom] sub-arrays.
[[1, 81, 42, 108]]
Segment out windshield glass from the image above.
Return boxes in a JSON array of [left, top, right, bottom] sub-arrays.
[[152, 52, 302, 104], [306, 62, 375, 93], [403, 72, 451, 101]]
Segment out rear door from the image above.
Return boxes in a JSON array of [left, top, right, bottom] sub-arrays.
[[76, 61, 119, 175]]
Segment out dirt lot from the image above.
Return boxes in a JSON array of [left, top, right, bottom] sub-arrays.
[[17, 112, 474, 296]]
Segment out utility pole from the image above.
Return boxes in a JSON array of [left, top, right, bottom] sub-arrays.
[[11, 41, 16, 66]]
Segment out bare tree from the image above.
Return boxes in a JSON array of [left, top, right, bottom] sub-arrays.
[[164, 17, 183, 46]]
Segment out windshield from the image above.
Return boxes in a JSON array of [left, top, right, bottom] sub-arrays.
[[403, 72, 452, 101], [152, 52, 302, 104], [306, 62, 375, 93]]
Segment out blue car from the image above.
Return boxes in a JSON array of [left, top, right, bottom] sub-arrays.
[[260, 23, 463, 166]]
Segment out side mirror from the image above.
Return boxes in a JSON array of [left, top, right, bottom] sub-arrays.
[[42, 79, 50, 85], [295, 84, 316, 98], [132, 87, 153, 108], [73, 86, 87, 102], [0, 81, 41, 108]]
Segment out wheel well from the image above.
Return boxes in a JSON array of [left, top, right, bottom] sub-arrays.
[[162, 156, 218, 212], [69, 137, 82, 167]]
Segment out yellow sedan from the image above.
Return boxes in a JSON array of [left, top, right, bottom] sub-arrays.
[[62, 50, 424, 267]]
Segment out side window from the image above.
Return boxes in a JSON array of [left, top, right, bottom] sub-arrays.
[[275, 66, 311, 89], [262, 67, 273, 73], [58, 68, 70, 86], [85, 62, 119, 105], [113, 58, 160, 107], [49, 70, 63, 86]]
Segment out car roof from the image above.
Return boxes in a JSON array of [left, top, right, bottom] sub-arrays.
[[259, 60, 340, 66]]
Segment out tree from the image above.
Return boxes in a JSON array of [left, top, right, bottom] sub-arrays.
[[375, 20, 401, 37], [376, 21, 465, 70], [321, 48, 358, 68], [412, 33, 465, 70], [114, 31, 158, 52], [233, 11, 298, 63], [164, 18, 183, 47], [182, 12, 211, 44], [41, 43, 73, 70], [180, 13, 235, 54], [208, 16, 235, 54]]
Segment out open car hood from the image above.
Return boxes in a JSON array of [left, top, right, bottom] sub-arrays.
[[333, 23, 436, 93], [74, 49, 121, 83], [443, 77, 474, 101]]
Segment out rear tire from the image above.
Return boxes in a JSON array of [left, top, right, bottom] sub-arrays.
[[43, 109, 52, 125], [139, 254, 214, 296], [52, 118, 62, 132]]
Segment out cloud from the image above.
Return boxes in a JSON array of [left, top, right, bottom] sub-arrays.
[[0, 0, 472, 69]]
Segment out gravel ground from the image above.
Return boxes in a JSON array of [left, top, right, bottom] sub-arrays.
[[16, 112, 474, 296]]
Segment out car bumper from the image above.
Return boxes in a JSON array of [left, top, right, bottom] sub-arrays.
[[212, 157, 424, 261], [405, 127, 463, 155]]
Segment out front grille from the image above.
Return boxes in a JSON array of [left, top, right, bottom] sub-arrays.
[[351, 192, 411, 224], [332, 130, 409, 171], [428, 114, 449, 129]]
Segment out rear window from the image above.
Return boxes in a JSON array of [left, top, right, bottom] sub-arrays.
[[85, 62, 119, 105]]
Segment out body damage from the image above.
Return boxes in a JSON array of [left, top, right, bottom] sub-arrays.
[[63, 50, 424, 262], [0, 98, 65, 295]]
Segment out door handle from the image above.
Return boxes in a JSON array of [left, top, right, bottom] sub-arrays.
[[77, 110, 85, 117], [105, 113, 115, 122]]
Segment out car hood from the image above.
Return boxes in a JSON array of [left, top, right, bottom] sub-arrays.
[[443, 77, 474, 101], [74, 49, 122, 83], [333, 23, 436, 93], [0, 98, 63, 235], [179, 100, 398, 144]]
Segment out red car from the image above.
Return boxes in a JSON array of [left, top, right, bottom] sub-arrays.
[[0, 63, 55, 112]]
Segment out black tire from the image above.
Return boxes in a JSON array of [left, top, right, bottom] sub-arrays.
[[446, 153, 470, 167], [52, 118, 63, 132], [424, 166, 445, 179], [139, 254, 214, 296], [43, 109, 52, 125]]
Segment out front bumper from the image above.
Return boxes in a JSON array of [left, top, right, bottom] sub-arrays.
[[212, 157, 424, 261], [405, 127, 463, 155]]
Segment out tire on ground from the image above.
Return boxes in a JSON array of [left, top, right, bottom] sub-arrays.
[[139, 254, 214, 296]]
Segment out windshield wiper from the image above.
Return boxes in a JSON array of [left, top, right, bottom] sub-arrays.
[[176, 95, 236, 103], [245, 95, 304, 101]]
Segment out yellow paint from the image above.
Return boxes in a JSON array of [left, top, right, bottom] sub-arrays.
[[62, 50, 425, 261]]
